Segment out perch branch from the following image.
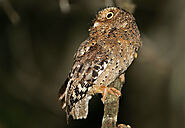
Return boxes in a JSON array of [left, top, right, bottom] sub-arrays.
[[0, 0, 20, 25], [59, 0, 70, 13], [104, 0, 135, 13], [101, 75, 124, 128], [105, 0, 116, 7]]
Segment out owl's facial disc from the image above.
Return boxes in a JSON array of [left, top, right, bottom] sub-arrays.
[[93, 9, 117, 28], [92, 7, 123, 29]]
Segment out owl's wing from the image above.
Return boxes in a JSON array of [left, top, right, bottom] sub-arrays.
[[59, 40, 113, 119], [59, 35, 138, 120], [73, 38, 94, 59], [58, 39, 91, 105]]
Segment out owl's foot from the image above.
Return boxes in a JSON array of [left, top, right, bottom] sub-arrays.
[[101, 86, 121, 103], [92, 85, 121, 103]]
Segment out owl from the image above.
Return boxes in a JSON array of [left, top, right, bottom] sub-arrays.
[[59, 7, 141, 120]]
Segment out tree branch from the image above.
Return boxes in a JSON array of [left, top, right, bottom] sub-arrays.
[[59, 0, 70, 13], [0, 0, 20, 25], [101, 75, 124, 128], [105, 0, 116, 7]]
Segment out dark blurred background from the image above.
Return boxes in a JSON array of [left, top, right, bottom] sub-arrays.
[[0, 0, 185, 128]]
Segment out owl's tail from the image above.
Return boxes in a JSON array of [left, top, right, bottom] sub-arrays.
[[58, 78, 69, 109], [59, 78, 92, 120], [70, 95, 92, 119]]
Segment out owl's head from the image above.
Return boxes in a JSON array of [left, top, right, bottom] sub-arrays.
[[93, 7, 135, 29]]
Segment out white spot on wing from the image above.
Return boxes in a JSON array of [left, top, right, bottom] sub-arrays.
[[81, 87, 87, 92], [98, 69, 104, 76], [84, 81, 88, 85], [78, 83, 83, 92], [78, 83, 87, 92], [72, 91, 76, 100], [103, 62, 108, 69]]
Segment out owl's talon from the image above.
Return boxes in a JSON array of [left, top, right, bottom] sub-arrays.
[[101, 87, 108, 103], [92, 85, 121, 103], [101, 87, 121, 103], [109, 87, 121, 97]]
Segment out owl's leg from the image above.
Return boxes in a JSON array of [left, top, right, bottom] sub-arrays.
[[91, 85, 121, 103]]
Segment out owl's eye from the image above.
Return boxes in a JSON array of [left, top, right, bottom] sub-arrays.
[[106, 12, 114, 19]]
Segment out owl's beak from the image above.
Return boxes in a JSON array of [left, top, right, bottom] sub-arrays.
[[93, 21, 101, 27]]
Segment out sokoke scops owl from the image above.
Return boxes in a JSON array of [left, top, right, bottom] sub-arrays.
[[59, 7, 141, 120]]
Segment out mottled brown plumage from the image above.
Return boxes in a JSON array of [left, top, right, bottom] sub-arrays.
[[59, 7, 141, 120]]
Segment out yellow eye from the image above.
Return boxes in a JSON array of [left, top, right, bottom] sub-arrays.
[[106, 12, 114, 19]]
